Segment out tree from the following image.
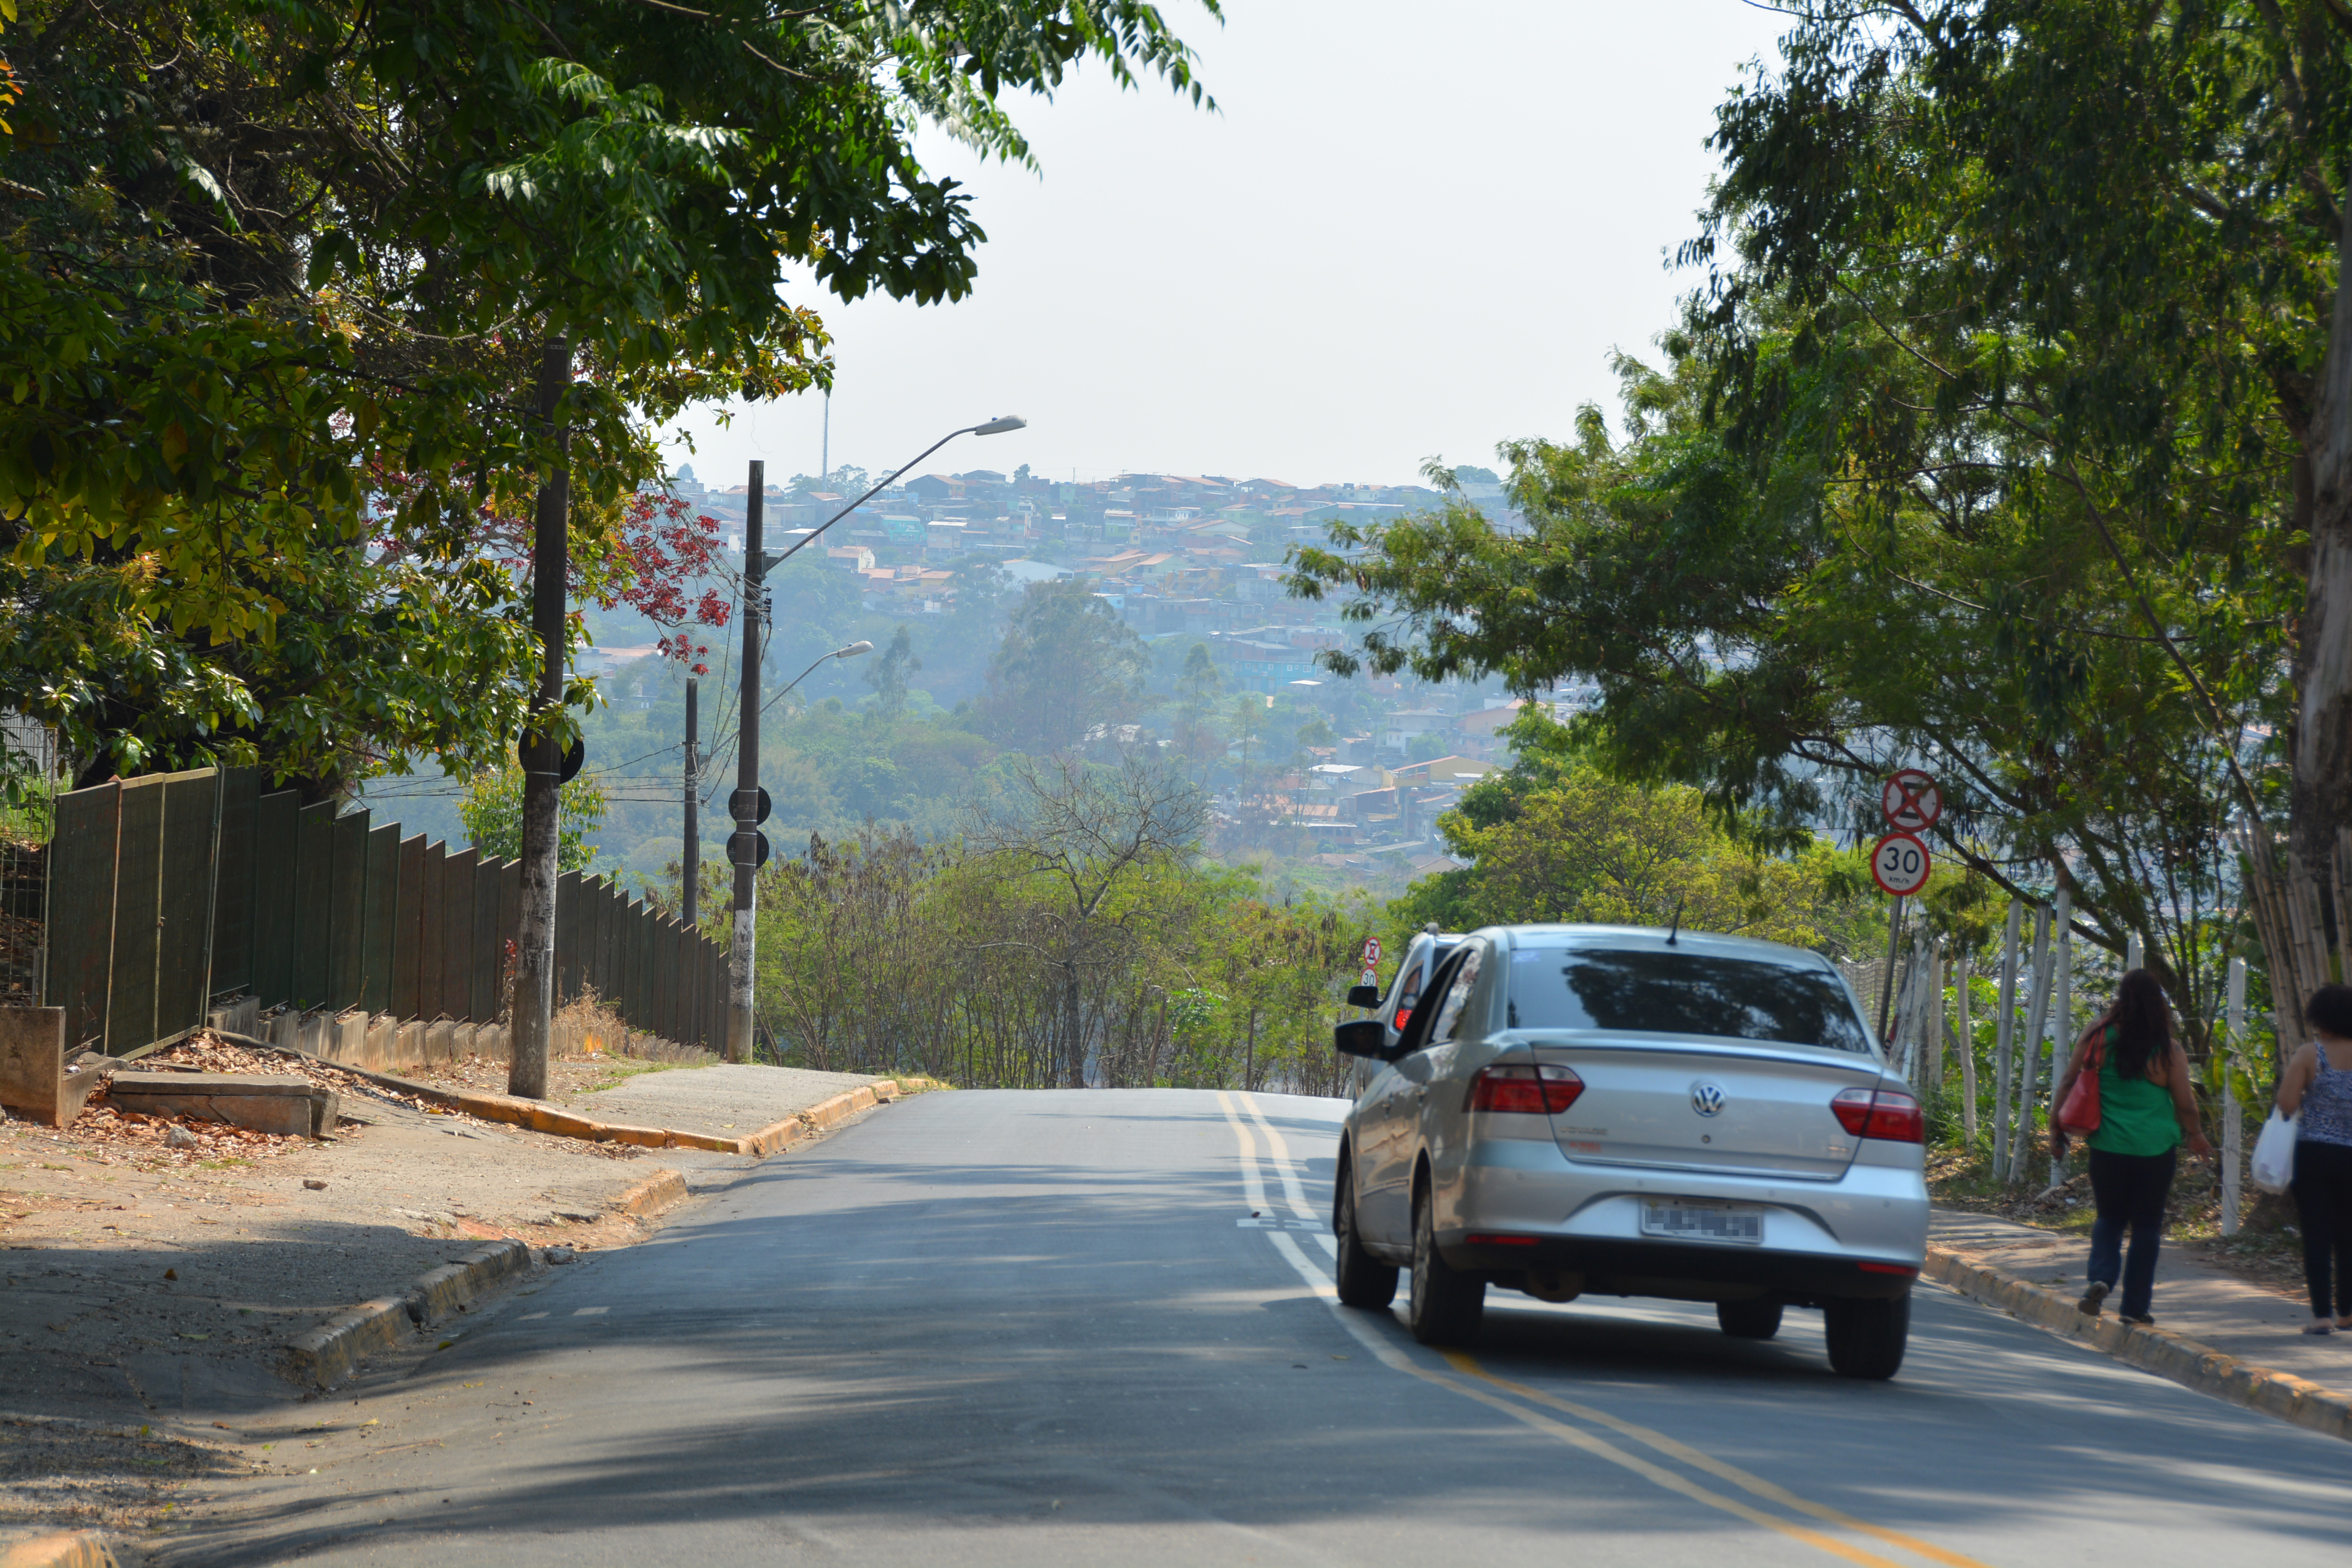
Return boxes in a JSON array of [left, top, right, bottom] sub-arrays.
[[980, 580, 1152, 752], [865, 625, 921, 721], [1676, 0, 2342, 1009], [1393, 737, 1880, 958], [1173, 642, 1224, 780], [1292, 283, 2265, 1036], [2, 0, 1218, 790], [966, 753, 1207, 1086], [459, 761, 610, 873]]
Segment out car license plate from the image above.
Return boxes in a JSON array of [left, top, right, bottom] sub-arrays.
[[1641, 1201, 1762, 1245]]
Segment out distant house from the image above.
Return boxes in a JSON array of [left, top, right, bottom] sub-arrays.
[[1390, 756, 1488, 787], [906, 473, 965, 506], [824, 544, 875, 572]]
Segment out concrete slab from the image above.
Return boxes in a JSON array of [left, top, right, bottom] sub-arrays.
[[104, 1072, 340, 1138]]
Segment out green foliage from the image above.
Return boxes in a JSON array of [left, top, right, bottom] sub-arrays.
[[1, 0, 1215, 788], [1387, 723, 1881, 959], [980, 580, 1152, 752], [458, 761, 609, 873], [864, 625, 920, 721], [751, 756, 1375, 1094]]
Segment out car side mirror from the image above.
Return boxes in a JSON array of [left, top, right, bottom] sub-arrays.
[[1345, 983, 1382, 1009], [1333, 1019, 1387, 1059]]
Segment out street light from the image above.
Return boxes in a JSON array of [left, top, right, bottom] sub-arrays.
[[724, 418, 1026, 1062]]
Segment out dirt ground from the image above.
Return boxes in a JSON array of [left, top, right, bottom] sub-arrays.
[[0, 1035, 765, 1544]]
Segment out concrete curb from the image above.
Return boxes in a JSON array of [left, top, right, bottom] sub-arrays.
[[280, 1237, 533, 1390], [0, 1531, 117, 1568], [211, 1031, 924, 1156], [1924, 1245, 2352, 1442], [611, 1168, 688, 1219]]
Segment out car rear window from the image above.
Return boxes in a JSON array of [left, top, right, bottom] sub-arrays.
[[1506, 947, 1872, 1053]]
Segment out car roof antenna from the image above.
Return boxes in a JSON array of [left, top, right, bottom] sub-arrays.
[[1665, 895, 1685, 946]]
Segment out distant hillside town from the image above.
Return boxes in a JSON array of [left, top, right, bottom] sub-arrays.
[[660, 462, 1589, 878]]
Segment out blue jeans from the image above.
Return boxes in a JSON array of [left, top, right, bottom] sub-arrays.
[[2087, 1148, 2177, 1319]]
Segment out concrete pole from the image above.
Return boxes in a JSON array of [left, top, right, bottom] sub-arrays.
[[1925, 947, 1945, 1100], [509, 336, 570, 1103], [2223, 956, 2246, 1236], [2125, 931, 2144, 972], [726, 463, 764, 1064], [682, 677, 699, 928]]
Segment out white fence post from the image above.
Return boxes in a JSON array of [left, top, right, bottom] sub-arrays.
[[2048, 891, 2072, 1187], [1994, 899, 2022, 1173], [2223, 956, 2245, 1237], [1955, 948, 1977, 1144]]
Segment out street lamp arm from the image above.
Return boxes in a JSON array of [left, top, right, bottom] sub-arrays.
[[762, 416, 1025, 574], [763, 640, 873, 722]]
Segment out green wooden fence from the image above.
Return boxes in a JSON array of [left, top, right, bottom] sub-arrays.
[[39, 767, 726, 1057]]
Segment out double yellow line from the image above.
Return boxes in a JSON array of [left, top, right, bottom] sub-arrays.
[[1219, 1092, 1993, 1568], [1432, 1348, 1990, 1568]]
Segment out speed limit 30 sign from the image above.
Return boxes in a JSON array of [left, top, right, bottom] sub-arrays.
[[1871, 832, 1932, 897]]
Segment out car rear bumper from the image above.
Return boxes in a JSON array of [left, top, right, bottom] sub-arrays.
[[1438, 1233, 1917, 1302], [1433, 1142, 1927, 1302]]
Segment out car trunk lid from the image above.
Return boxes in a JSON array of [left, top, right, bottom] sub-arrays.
[[1529, 1036, 1884, 1180]]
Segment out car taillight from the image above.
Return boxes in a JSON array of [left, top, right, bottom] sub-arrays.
[[1392, 1006, 1413, 1031], [1467, 1063, 1584, 1115], [1831, 1086, 1924, 1143]]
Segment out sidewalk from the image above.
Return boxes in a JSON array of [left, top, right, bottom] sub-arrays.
[[1930, 1207, 2352, 1412]]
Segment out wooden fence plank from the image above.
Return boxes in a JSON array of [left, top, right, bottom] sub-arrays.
[[105, 777, 168, 1054], [155, 770, 221, 1036], [207, 767, 262, 997], [470, 857, 501, 1024], [391, 834, 425, 1019], [360, 824, 399, 1015], [327, 809, 369, 1013], [416, 842, 446, 1018], [250, 791, 299, 1009], [42, 783, 120, 1054], [440, 847, 477, 1020], [291, 801, 334, 1009]]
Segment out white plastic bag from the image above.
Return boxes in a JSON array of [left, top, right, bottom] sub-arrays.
[[2252, 1110, 2299, 1195]]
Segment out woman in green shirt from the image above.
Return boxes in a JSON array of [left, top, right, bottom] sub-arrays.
[[2050, 969, 2213, 1324]]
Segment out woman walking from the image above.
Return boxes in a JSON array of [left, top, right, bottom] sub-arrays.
[[2051, 969, 2212, 1325], [2275, 985, 2352, 1334]]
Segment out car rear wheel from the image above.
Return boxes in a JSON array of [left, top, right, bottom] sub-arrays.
[[1716, 1298, 1783, 1339], [1333, 1164, 1398, 1310], [1823, 1291, 1909, 1379], [1408, 1182, 1484, 1345]]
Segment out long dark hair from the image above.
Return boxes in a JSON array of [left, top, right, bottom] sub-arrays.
[[2109, 969, 2172, 1081]]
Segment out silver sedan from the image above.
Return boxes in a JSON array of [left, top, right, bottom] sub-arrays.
[[1331, 924, 1930, 1379]]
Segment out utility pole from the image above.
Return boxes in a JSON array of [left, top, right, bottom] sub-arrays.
[[726, 462, 765, 1063], [510, 336, 570, 1101], [681, 677, 698, 927]]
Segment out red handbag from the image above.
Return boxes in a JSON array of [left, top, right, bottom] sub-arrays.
[[2057, 1029, 2107, 1134]]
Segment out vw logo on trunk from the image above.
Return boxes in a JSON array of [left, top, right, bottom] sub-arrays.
[[1690, 1081, 1727, 1118]]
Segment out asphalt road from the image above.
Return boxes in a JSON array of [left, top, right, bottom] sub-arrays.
[[173, 1088, 2352, 1566]]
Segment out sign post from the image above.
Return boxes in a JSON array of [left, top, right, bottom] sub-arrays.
[[1871, 774, 1939, 1040]]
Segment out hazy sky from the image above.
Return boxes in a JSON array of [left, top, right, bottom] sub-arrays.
[[664, 2, 1791, 493]]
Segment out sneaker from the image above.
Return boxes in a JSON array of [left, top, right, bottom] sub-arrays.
[[2077, 1280, 2110, 1317], [2120, 1312, 2155, 1326], [2301, 1320, 2335, 1336]]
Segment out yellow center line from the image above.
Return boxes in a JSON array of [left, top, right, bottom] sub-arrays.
[[1438, 1351, 1997, 1568]]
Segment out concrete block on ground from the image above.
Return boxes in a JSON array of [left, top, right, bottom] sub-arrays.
[[476, 1023, 509, 1061], [105, 1072, 337, 1138], [396, 1020, 425, 1070], [362, 1015, 397, 1070], [295, 1012, 332, 1055], [450, 1022, 478, 1059], [330, 1010, 367, 1061], [205, 994, 261, 1038], [266, 1011, 299, 1049], [424, 1020, 456, 1064], [0, 1008, 101, 1129]]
